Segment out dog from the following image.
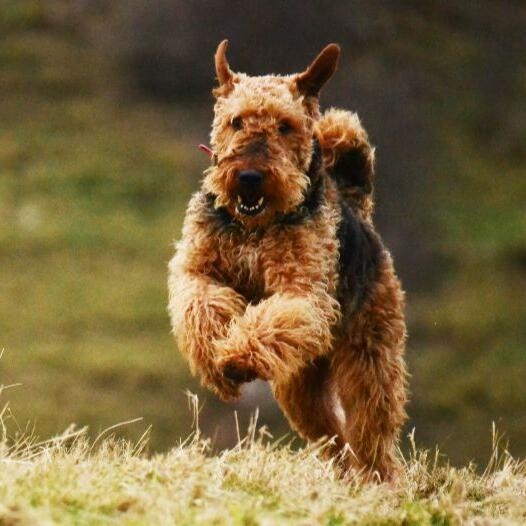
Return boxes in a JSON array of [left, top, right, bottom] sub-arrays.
[[168, 40, 408, 481]]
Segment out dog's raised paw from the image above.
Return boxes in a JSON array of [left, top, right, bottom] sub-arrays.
[[220, 359, 259, 384]]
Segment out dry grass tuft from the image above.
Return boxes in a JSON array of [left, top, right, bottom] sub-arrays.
[[0, 394, 525, 525]]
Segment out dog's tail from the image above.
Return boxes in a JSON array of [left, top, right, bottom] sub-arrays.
[[315, 109, 375, 221]]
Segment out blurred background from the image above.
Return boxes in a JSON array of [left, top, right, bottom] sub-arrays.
[[0, 0, 525, 465]]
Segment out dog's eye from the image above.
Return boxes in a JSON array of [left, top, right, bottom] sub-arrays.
[[278, 121, 293, 135], [231, 116, 243, 131]]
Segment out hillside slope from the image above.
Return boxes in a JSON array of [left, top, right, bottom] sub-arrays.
[[0, 415, 525, 526]]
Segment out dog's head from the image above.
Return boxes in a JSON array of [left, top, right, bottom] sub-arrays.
[[203, 40, 340, 228]]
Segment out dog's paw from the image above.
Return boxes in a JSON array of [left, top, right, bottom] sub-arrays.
[[214, 334, 273, 383], [211, 374, 243, 402], [218, 355, 276, 384], [222, 360, 259, 383], [219, 356, 259, 383]]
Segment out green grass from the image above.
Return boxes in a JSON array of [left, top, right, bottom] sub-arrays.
[[406, 126, 526, 463], [0, 403, 524, 525], [0, 14, 203, 449]]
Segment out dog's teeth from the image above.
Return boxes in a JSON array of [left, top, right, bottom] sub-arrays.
[[237, 198, 266, 215]]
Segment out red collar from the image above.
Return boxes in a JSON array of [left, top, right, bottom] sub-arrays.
[[198, 144, 214, 158]]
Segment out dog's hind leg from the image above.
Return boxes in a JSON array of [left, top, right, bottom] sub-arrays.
[[272, 357, 344, 458], [332, 262, 408, 482]]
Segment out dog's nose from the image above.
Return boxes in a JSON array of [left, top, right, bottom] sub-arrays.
[[238, 170, 263, 186]]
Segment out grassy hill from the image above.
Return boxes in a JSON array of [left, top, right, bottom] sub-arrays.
[[0, 406, 525, 525]]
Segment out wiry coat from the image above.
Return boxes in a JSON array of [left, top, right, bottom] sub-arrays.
[[168, 41, 408, 482]]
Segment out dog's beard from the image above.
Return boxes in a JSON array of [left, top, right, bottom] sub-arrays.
[[203, 164, 310, 224]]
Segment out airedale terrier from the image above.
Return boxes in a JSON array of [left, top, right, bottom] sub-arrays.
[[168, 40, 408, 481]]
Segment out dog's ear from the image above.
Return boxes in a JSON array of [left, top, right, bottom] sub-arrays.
[[296, 44, 340, 97], [215, 39, 234, 87]]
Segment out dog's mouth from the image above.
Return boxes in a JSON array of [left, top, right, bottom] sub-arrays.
[[236, 193, 266, 216]]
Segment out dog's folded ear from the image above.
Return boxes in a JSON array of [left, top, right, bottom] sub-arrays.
[[296, 44, 341, 97]]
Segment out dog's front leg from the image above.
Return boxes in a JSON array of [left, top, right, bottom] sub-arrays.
[[215, 287, 340, 384], [168, 253, 248, 401]]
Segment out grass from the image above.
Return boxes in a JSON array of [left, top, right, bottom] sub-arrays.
[[0, 397, 525, 526], [0, 13, 207, 449]]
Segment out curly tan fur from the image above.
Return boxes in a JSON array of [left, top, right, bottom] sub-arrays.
[[168, 41, 408, 482], [316, 109, 375, 221]]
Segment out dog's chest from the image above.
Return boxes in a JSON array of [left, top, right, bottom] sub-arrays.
[[215, 234, 267, 302]]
